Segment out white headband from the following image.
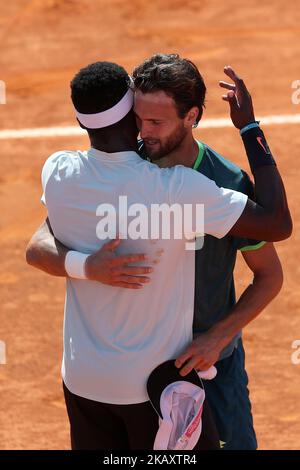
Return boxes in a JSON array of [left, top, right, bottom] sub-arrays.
[[75, 87, 134, 129]]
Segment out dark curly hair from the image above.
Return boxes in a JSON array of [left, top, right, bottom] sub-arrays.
[[71, 61, 131, 114], [133, 54, 206, 124]]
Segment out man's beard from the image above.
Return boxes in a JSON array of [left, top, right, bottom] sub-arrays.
[[144, 123, 188, 161]]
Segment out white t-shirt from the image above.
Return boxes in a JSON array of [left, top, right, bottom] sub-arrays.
[[41, 147, 247, 404]]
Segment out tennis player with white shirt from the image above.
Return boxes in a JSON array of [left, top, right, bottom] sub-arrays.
[[27, 61, 291, 450]]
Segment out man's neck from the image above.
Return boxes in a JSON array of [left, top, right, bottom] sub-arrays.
[[90, 133, 138, 154], [156, 135, 199, 169]]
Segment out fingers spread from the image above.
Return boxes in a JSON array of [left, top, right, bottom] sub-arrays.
[[224, 65, 250, 98], [119, 275, 151, 284], [114, 282, 144, 289], [112, 253, 148, 266], [219, 81, 236, 91], [221, 90, 236, 102], [117, 266, 154, 275], [223, 65, 241, 82]]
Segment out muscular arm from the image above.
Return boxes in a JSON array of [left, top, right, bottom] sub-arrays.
[[228, 161, 291, 241], [176, 243, 283, 374], [206, 243, 283, 350], [26, 218, 67, 277], [221, 66, 292, 241]]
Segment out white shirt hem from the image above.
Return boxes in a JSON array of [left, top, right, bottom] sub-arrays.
[[62, 376, 149, 405]]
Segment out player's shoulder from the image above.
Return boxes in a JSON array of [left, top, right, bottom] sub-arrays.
[[42, 149, 84, 183], [200, 143, 251, 193], [43, 149, 82, 170]]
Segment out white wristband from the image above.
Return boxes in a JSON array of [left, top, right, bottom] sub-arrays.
[[65, 251, 89, 279]]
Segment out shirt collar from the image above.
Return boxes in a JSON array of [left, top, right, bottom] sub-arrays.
[[88, 147, 141, 163]]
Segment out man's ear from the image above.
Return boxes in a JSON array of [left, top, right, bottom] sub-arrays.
[[185, 106, 199, 128]]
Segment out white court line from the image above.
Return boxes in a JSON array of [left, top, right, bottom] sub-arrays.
[[0, 114, 300, 140]]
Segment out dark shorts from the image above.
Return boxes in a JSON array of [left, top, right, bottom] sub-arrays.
[[63, 382, 158, 450], [63, 381, 220, 450], [204, 338, 257, 450]]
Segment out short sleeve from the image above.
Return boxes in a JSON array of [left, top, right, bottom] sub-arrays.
[[40, 151, 76, 206], [168, 165, 248, 239]]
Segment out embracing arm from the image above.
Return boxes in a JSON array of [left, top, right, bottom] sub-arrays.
[[26, 218, 68, 276], [26, 218, 154, 288], [176, 242, 283, 374]]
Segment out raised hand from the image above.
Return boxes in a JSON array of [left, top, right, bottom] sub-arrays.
[[219, 65, 256, 130]]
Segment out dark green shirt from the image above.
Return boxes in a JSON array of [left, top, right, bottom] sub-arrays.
[[138, 140, 265, 360], [193, 141, 264, 359]]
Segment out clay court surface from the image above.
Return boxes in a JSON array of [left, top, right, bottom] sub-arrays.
[[0, 0, 300, 450]]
